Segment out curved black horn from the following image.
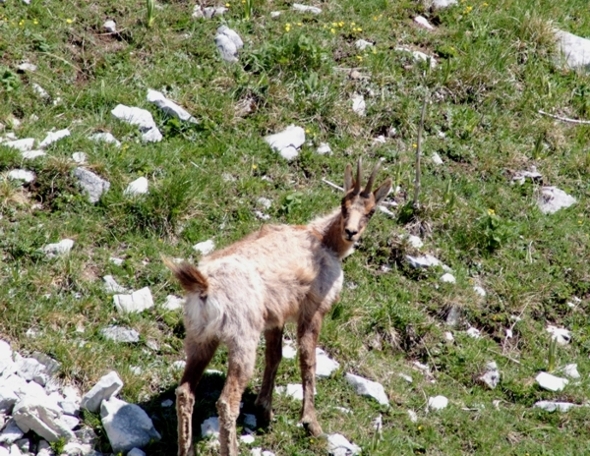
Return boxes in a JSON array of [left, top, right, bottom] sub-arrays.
[[362, 159, 382, 196], [354, 158, 362, 194]]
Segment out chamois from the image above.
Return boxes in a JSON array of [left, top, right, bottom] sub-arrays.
[[166, 159, 391, 456]]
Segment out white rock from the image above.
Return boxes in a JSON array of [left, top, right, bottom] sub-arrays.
[[372, 414, 382, 432], [163, 295, 184, 311], [70, 152, 87, 165], [407, 409, 418, 422], [512, 168, 542, 185], [355, 39, 374, 51], [562, 363, 580, 379], [21, 150, 45, 159], [479, 361, 500, 389], [113, 287, 154, 313], [60, 414, 79, 430], [292, 3, 322, 14], [326, 433, 361, 456], [270, 11, 281, 18], [555, 30, 590, 71], [42, 239, 74, 257], [444, 331, 454, 342], [395, 47, 437, 68], [473, 286, 486, 297], [446, 306, 461, 327], [406, 254, 447, 269], [193, 5, 227, 19], [534, 401, 579, 412], [90, 132, 121, 148], [316, 142, 332, 155], [103, 19, 116, 33], [109, 256, 124, 266], [111, 104, 162, 143], [414, 15, 435, 30], [3, 138, 35, 152], [124, 177, 149, 196], [101, 325, 140, 343], [215, 26, 243, 63], [546, 325, 571, 345], [315, 348, 339, 378], [172, 361, 186, 371], [431, 152, 443, 165], [0, 420, 24, 444], [193, 239, 215, 255], [32, 83, 50, 100], [406, 235, 423, 249], [13, 397, 74, 442], [254, 210, 270, 221], [345, 373, 389, 406], [427, 395, 448, 411], [81, 371, 124, 413], [103, 275, 127, 294], [466, 327, 481, 339], [440, 273, 456, 284], [7, 170, 35, 183], [74, 167, 110, 203], [398, 373, 413, 383], [39, 129, 70, 149], [537, 186, 576, 214], [282, 340, 296, 359], [201, 416, 220, 438], [535, 372, 569, 392], [257, 197, 272, 209], [251, 449, 275, 456], [100, 396, 161, 453], [17, 62, 37, 72], [14, 356, 48, 385], [0, 387, 18, 413], [240, 434, 255, 444], [264, 125, 305, 161], [334, 406, 352, 414], [351, 93, 366, 116], [161, 399, 173, 408], [277, 384, 305, 401], [430, 0, 458, 8], [147, 89, 197, 123]]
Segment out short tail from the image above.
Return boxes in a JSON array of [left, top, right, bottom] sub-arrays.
[[162, 257, 209, 298]]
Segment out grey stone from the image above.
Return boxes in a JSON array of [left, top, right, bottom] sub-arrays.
[[60, 415, 80, 430], [41, 239, 74, 257], [215, 26, 243, 63], [431, 152, 443, 165], [162, 295, 183, 311], [146, 89, 197, 123], [81, 371, 124, 413], [351, 93, 365, 116], [555, 30, 590, 71], [103, 276, 127, 294], [32, 83, 50, 100], [345, 373, 389, 406], [395, 47, 437, 68], [440, 273, 456, 284], [103, 20, 116, 33], [14, 356, 48, 386], [193, 239, 215, 255], [100, 397, 161, 453], [315, 348, 339, 378], [74, 168, 110, 204], [200, 416, 219, 438], [21, 150, 45, 160], [17, 63, 36, 73], [537, 186, 576, 214], [428, 0, 457, 9], [562, 363, 580, 379], [327, 433, 361, 456], [12, 397, 74, 442], [39, 129, 70, 149], [0, 387, 18, 413], [316, 143, 331, 155], [71, 152, 87, 164], [427, 395, 448, 410], [111, 104, 162, 143], [445, 306, 461, 327], [534, 401, 579, 412], [193, 5, 227, 19], [479, 361, 500, 389], [414, 15, 435, 30], [14, 438, 29, 453], [264, 125, 305, 160], [512, 168, 542, 185], [113, 287, 154, 313], [0, 419, 24, 444], [354, 39, 373, 51], [128, 449, 147, 456], [546, 325, 571, 345], [36, 440, 53, 456]]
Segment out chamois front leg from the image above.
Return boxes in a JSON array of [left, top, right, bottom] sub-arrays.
[[177, 339, 219, 456], [297, 312, 323, 437], [255, 327, 284, 426], [217, 338, 258, 456]]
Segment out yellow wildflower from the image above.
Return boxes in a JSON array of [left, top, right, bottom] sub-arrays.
[[330, 28, 336, 34], [66, 18, 73, 24], [487, 208, 495, 216], [252, 164, 258, 170]]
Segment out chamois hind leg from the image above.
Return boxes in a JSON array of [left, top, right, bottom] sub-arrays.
[[255, 327, 284, 426], [217, 337, 258, 456], [177, 338, 219, 456], [297, 312, 323, 437]]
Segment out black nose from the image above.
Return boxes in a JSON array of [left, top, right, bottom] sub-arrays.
[[344, 228, 358, 240]]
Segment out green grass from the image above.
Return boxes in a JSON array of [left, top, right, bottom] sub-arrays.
[[1, 0, 590, 454]]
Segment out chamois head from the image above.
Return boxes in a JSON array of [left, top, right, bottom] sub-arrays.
[[341, 159, 392, 243]]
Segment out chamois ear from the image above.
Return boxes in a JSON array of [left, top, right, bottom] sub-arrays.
[[344, 164, 354, 193], [373, 179, 392, 206]]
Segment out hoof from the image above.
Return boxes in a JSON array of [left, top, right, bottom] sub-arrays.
[[302, 419, 323, 437]]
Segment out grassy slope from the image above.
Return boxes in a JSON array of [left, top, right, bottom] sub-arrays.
[[1, 0, 590, 454]]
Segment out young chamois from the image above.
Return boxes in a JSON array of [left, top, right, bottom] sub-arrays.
[[165, 159, 391, 456]]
